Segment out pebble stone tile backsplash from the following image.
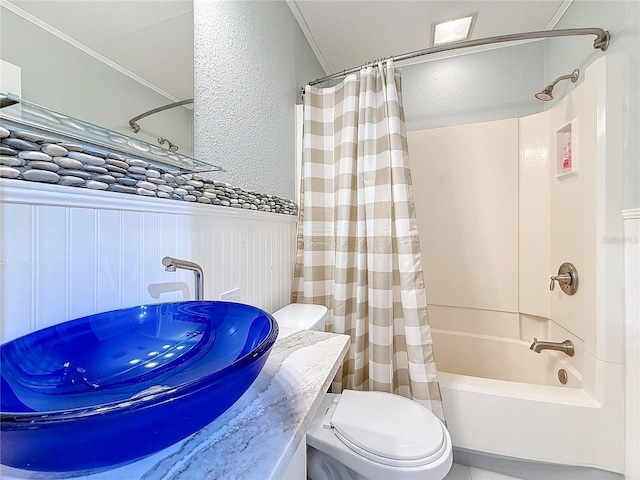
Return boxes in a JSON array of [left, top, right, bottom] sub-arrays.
[[0, 123, 297, 215]]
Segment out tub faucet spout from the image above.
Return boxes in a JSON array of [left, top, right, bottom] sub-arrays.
[[529, 338, 574, 357], [162, 256, 204, 301]]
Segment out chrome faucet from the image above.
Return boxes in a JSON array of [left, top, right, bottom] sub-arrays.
[[529, 338, 574, 357], [162, 257, 204, 301]]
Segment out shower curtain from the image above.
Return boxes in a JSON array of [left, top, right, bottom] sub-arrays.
[[293, 60, 444, 421]]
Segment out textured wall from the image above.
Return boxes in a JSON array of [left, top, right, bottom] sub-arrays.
[[402, 41, 545, 132], [193, 0, 325, 201], [544, 0, 639, 209]]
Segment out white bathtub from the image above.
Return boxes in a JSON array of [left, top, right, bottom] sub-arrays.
[[431, 329, 625, 473], [433, 330, 582, 388]]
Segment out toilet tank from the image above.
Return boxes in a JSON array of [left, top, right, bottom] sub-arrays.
[[271, 304, 328, 332]]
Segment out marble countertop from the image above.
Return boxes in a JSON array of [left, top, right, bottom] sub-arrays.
[[1, 329, 350, 480]]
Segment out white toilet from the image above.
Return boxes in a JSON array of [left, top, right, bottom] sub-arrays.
[[271, 303, 329, 338], [271, 304, 453, 480]]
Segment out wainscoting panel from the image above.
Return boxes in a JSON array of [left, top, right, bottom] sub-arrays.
[[0, 179, 297, 343]]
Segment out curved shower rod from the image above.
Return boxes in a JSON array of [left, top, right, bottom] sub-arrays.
[[305, 27, 610, 87], [128, 98, 194, 133]]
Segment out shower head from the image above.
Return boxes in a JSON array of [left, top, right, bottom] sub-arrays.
[[535, 87, 554, 102], [534, 69, 580, 101]]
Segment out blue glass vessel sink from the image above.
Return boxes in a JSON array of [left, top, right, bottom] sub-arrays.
[[0, 301, 278, 472]]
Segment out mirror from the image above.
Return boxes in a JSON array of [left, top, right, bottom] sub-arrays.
[[0, 0, 194, 156]]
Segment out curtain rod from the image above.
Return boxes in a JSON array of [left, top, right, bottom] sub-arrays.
[[129, 98, 194, 133], [305, 27, 610, 87]]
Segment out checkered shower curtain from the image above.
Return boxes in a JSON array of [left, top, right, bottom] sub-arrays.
[[293, 61, 444, 421]]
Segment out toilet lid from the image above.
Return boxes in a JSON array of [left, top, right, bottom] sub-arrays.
[[271, 304, 327, 331], [330, 390, 446, 467]]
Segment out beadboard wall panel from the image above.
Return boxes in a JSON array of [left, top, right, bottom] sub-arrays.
[[0, 180, 297, 344]]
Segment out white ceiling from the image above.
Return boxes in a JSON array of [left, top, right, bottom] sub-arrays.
[[7, 0, 568, 99], [288, 0, 568, 76]]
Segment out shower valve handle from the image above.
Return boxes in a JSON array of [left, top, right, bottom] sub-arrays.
[[549, 273, 572, 290], [549, 262, 579, 295]]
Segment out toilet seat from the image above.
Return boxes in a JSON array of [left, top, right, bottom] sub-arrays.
[[327, 390, 448, 467], [307, 392, 453, 480]]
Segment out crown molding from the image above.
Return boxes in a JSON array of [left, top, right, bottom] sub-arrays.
[[286, 0, 331, 75], [546, 0, 574, 30]]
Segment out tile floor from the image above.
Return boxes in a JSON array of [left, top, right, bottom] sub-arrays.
[[446, 462, 521, 480]]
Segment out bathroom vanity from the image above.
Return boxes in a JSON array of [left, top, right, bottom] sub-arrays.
[[0, 329, 350, 480]]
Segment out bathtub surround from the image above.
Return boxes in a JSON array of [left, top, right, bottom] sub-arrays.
[[0, 329, 350, 479], [0, 122, 297, 215], [408, 119, 519, 313], [408, 55, 625, 473], [294, 61, 444, 421]]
